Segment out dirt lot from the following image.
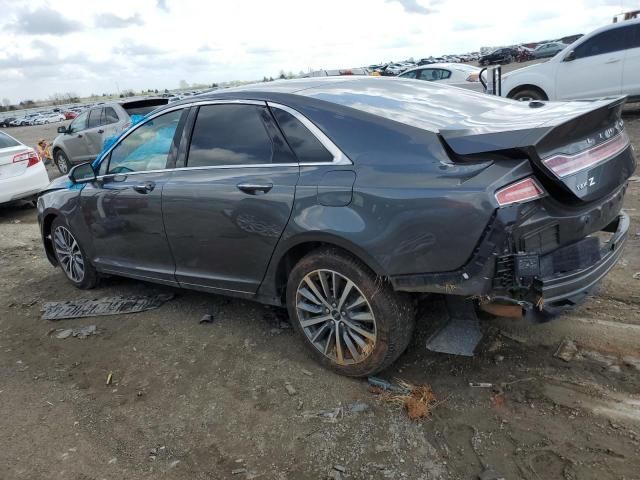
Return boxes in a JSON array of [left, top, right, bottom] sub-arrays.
[[1, 87, 640, 480]]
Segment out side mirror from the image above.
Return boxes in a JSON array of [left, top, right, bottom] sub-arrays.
[[68, 162, 96, 184], [57, 126, 68, 134], [564, 50, 576, 62]]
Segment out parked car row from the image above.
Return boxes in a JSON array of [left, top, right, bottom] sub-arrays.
[[1, 110, 75, 128]]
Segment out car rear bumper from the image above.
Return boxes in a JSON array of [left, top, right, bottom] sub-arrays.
[[539, 212, 628, 304], [390, 188, 629, 316], [0, 162, 50, 204]]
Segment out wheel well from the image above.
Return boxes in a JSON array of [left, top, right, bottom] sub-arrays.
[[507, 84, 548, 100], [52, 147, 63, 158], [273, 241, 382, 304], [42, 213, 58, 265]]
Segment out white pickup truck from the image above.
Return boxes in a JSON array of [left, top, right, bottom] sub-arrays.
[[502, 19, 640, 102]]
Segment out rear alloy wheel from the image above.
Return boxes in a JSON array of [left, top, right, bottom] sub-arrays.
[[55, 150, 71, 175], [51, 218, 97, 289], [287, 248, 415, 376]]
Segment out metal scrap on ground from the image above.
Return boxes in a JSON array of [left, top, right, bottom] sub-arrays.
[[41, 294, 174, 321]]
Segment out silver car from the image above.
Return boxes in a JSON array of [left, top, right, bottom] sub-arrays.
[[51, 99, 168, 174]]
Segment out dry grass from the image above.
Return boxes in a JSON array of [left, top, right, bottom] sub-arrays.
[[371, 380, 437, 420]]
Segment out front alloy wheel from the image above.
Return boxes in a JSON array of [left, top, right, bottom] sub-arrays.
[[51, 218, 97, 289], [55, 150, 70, 174], [287, 248, 415, 376], [53, 226, 85, 283]]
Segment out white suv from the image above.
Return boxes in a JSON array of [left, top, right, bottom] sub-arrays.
[[502, 19, 640, 102]]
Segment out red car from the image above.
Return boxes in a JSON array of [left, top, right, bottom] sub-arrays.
[[62, 111, 78, 120]]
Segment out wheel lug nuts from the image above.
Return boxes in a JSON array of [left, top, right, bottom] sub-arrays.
[[325, 308, 330, 313], [332, 303, 337, 308], [341, 311, 346, 316]]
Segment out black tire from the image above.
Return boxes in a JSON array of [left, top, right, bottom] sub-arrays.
[[286, 248, 415, 377], [508, 87, 547, 102], [55, 150, 71, 175], [51, 217, 97, 289]]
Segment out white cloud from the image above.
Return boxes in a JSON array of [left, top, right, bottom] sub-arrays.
[[0, 0, 626, 103]]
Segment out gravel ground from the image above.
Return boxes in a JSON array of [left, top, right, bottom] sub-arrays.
[[1, 70, 640, 479]]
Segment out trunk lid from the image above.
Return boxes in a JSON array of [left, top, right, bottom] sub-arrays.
[[439, 96, 635, 203], [0, 146, 31, 181]]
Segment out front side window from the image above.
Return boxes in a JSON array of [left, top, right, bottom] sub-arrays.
[[187, 104, 273, 167], [574, 27, 630, 59], [87, 108, 103, 129], [69, 110, 89, 133], [107, 109, 182, 174], [272, 108, 333, 163]]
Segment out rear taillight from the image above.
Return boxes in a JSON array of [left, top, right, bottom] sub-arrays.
[[495, 177, 545, 206], [542, 131, 630, 178], [13, 150, 40, 168]]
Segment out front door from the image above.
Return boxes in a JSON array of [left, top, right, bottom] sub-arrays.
[[80, 108, 187, 284], [162, 102, 299, 294], [63, 110, 91, 162], [555, 27, 627, 100]]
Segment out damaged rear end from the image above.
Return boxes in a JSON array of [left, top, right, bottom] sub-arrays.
[[397, 96, 635, 320]]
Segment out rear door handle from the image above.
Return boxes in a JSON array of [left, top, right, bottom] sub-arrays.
[[77, 134, 83, 138], [97, 129, 104, 134], [133, 181, 156, 194], [605, 58, 620, 64], [237, 182, 273, 195]]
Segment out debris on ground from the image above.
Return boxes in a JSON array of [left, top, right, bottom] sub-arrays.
[[301, 407, 342, 420], [478, 466, 506, 480], [301, 368, 313, 376], [346, 401, 370, 413], [53, 325, 98, 339], [41, 294, 174, 321], [368, 376, 411, 394], [231, 467, 246, 475], [633, 272, 640, 280], [333, 464, 346, 473], [199, 313, 215, 324], [469, 382, 493, 388], [554, 338, 579, 362], [284, 382, 297, 396], [622, 356, 640, 372], [371, 379, 437, 420], [106, 372, 113, 385]]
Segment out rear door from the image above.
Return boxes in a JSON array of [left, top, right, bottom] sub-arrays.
[[84, 107, 105, 159], [79, 108, 188, 283], [555, 26, 629, 100], [622, 23, 640, 98], [162, 101, 299, 294]]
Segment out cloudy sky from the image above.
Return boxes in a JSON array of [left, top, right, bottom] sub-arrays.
[[0, 0, 631, 103]]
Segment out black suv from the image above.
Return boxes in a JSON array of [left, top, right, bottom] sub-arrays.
[[479, 47, 515, 65]]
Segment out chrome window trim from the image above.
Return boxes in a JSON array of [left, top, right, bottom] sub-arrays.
[[95, 98, 351, 178], [266, 102, 352, 166]]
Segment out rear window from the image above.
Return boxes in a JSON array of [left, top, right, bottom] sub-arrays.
[[272, 108, 333, 163], [187, 104, 274, 167], [0, 132, 20, 149], [121, 99, 169, 117]]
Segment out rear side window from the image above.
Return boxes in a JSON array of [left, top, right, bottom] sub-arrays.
[[87, 108, 102, 129], [187, 104, 273, 167], [107, 109, 182, 174], [401, 70, 418, 79], [103, 107, 119, 125], [0, 132, 19, 148], [271, 108, 333, 163], [574, 26, 631, 59]]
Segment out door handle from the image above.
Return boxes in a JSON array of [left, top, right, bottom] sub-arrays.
[[97, 129, 104, 134], [237, 182, 273, 195], [605, 58, 620, 64], [77, 134, 83, 138], [133, 181, 156, 194]]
